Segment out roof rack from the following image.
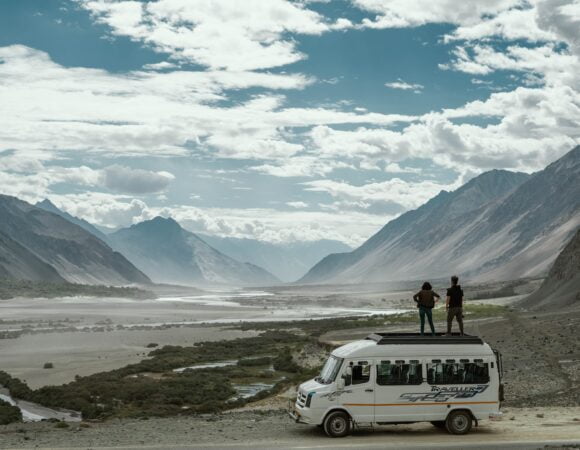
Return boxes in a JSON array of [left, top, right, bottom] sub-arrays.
[[366, 333, 484, 345]]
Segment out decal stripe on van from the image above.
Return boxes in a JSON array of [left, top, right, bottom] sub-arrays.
[[343, 401, 498, 407]]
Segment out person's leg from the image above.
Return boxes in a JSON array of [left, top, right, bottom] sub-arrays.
[[419, 307, 426, 335], [457, 308, 464, 335], [446, 308, 453, 334], [426, 308, 435, 335]]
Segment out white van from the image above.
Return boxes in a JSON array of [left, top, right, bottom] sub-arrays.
[[290, 333, 504, 437]]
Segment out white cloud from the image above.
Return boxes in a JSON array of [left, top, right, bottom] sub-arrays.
[[286, 201, 309, 208], [385, 79, 424, 93], [80, 0, 333, 71], [102, 165, 175, 194], [303, 178, 458, 210], [445, 7, 555, 43], [51, 193, 149, 228], [353, 0, 521, 29], [0, 45, 413, 164], [143, 61, 179, 70]]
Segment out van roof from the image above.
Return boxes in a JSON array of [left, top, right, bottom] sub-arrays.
[[331, 333, 494, 359], [368, 333, 484, 345]]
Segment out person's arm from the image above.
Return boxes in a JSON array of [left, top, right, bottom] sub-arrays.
[[434, 291, 440, 303], [446, 296, 450, 309], [413, 291, 420, 303]]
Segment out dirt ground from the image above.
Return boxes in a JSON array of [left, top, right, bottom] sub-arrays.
[[1, 407, 579, 449]]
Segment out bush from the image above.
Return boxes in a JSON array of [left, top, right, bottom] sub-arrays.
[[273, 351, 300, 373], [0, 399, 22, 425], [43, 362, 54, 369]]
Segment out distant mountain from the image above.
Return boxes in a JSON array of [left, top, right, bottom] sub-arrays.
[[197, 234, 352, 282], [300, 145, 580, 284], [108, 217, 280, 286], [36, 199, 109, 242], [524, 228, 580, 310], [0, 195, 150, 285]]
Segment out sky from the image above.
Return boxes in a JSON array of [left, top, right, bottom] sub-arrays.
[[0, 0, 579, 246]]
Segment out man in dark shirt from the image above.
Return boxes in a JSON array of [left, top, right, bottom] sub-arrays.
[[446, 275, 464, 335]]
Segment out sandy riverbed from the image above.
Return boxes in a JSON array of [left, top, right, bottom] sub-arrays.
[[0, 287, 411, 388]]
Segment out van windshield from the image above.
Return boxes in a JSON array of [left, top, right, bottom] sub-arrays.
[[317, 355, 343, 384]]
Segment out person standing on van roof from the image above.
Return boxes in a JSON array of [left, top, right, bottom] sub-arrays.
[[446, 275, 464, 335], [413, 281, 440, 336]]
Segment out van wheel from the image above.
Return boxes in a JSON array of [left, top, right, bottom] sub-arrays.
[[446, 410, 472, 435], [323, 411, 352, 438], [431, 421, 446, 429]]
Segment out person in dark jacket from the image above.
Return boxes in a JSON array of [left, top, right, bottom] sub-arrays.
[[446, 275, 464, 335], [413, 281, 440, 336]]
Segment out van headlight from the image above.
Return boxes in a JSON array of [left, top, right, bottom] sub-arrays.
[[305, 392, 315, 408]]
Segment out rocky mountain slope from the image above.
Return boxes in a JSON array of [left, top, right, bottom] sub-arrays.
[[198, 235, 351, 282], [35, 199, 109, 243], [108, 217, 279, 286], [524, 228, 580, 310], [301, 145, 580, 285], [0, 195, 150, 285]]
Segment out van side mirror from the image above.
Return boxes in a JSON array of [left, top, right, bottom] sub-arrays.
[[342, 366, 352, 387], [337, 378, 345, 390]]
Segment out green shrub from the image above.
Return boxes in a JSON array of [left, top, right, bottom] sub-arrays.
[[0, 399, 22, 425]]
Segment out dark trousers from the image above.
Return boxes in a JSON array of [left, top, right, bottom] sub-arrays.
[[447, 307, 464, 334], [419, 306, 435, 335]]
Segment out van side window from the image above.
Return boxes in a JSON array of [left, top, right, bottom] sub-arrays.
[[377, 361, 422, 385], [427, 362, 489, 384], [351, 361, 371, 385]]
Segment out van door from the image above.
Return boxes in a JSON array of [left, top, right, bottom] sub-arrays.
[[338, 359, 374, 423], [374, 359, 437, 423]]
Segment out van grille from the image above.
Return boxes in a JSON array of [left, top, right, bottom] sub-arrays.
[[296, 390, 307, 407]]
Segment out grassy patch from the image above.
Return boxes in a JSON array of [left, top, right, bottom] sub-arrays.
[[0, 279, 155, 300]]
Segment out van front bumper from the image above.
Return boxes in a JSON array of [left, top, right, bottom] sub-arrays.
[[289, 405, 312, 424]]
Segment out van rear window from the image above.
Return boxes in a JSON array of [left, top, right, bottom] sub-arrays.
[[377, 361, 422, 385], [427, 362, 489, 384]]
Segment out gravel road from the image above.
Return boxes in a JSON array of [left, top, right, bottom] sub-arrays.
[[1, 407, 580, 449]]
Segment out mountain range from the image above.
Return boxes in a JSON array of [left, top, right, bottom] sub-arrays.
[[198, 234, 351, 282], [300, 145, 580, 285], [0, 195, 150, 285], [107, 217, 280, 286]]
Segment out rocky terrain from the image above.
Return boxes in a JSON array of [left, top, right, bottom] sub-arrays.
[[301, 145, 580, 285], [524, 228, 580, 310], [108, 216, 279, 286], [1, 407, 579, 449], [0, 195, 150, 285]]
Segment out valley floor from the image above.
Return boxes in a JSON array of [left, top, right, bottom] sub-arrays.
[[1, 280, 578, 448]]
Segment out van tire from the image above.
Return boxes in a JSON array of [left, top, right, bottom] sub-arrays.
[[323, 411, 352, 438], [445, 410, 473, 435], [431, 421, 446, 429]]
